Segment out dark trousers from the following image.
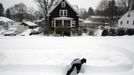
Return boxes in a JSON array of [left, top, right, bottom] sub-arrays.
[[66, 64, 81, 75]]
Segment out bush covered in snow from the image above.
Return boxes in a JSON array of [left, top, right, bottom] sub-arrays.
[[117, 28, 126, 36], [101, 28, 134, 36], [126, 29, 134, 35]]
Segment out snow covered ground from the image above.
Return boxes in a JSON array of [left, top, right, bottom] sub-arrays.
[[0, 36, 134, 75]]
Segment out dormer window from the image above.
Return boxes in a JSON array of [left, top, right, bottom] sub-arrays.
[[61, 2, 66, 8]]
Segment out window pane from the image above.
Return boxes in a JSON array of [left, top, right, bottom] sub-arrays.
[[56, 20, 62, 26], [120, 21, 122, 25], [64, 20, 70, 26]]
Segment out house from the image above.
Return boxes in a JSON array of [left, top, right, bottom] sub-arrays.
[[47, 0, 79, 36], [118, 10, 134, 29], [34, 18, 45, 27], [87, 16, 110, 26], [18, 21, 38, 33], [79, 16, 110, 33], [0, 17, 15, 30]]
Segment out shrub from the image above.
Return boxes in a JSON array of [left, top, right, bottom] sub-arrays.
[[117, 28, 126, 36], [126, 29, 134, 35], [102, 29, 109, 36], [109, 29, 117, 36]]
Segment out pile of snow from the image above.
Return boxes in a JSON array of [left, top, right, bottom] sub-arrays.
[[94, 29, 103, 36], [18, 29, 33, 36]]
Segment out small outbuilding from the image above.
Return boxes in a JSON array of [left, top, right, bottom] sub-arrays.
[[18, 21, 38, 33]]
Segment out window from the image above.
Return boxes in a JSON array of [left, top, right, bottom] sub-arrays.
[[61, 2, 66, 8], [64, 10, 67, 16], [0, 22, 2, 25], [59, 10, 67, 16], [127, 21, 129, 24], [51, 20, 54, 27], [59, 10, 63, 16], [64, 20, 70, 26], [120, 21, 123, 25], [56, 20, 62, 26], [128, 13, 130, 17], [72, 20, 75, 27], [11, 22, 13, 25]]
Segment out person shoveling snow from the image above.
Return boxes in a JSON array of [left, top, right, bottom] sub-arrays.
[[66, 58, 87, 75]]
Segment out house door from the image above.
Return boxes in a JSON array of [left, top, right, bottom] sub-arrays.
[[55, 20, 62, 35], [64, 20, 71, 36]]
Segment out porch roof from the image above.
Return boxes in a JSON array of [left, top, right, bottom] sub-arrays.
[[53, 17, 73, 20]]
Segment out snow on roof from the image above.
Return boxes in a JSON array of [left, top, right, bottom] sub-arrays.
[[53, 17, 73, 20], [34, 18, 45, 23], [83, 20, 109, 25], [48, 0, 62, 14], [89, 16, 109, 19], [0, 17, 14, 22], [79, 18, 84, 22], [72, 5, 78, 12], [83, 20, 92, 24], [22, 21, 37, 26], [48, 0, 79, 15]]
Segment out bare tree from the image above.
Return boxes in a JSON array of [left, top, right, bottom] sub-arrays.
[[96, 0, 110, 17], [96, 0, 118, 27], [9, 3, 27, 22], [78, 8, 87, 19], [117, 0, 134, 10], [96, 0, 109, 11], [34, 0, 55, 34]]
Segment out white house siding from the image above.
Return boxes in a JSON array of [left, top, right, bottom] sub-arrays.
[[0, 17, 15, 30], [18, 25, 29, 34], [118, 10, 134, 28]]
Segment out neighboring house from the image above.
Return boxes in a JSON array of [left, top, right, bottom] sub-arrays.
[[118, 10, 134, 29], [47, 0, 79, 36], [79, 16, 110, 33], [79, 16, 109, 33], [87, 16, 110, 26], [34, 18, 45, 27], [0, 17, 15, 30], [18, 21, 38, 33]]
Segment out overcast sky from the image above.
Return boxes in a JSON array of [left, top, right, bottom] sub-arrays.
[[0, 0, 101, 10]]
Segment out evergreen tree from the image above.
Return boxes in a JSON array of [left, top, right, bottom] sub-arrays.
[[6, 9, 11, 19], [87, 7, 95, 17], [0, 3, 4, 16]]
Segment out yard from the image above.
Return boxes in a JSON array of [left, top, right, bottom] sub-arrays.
[[0, 36, 134, 75]]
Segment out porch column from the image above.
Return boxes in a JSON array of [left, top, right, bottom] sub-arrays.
[[62, 20, 64, 36], [70, 20, 73, 36], [62, 20, 64, 26], [54, 20, 56, 35]]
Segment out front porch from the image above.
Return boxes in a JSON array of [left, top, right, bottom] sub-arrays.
[[51, 17, 76, 36]]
